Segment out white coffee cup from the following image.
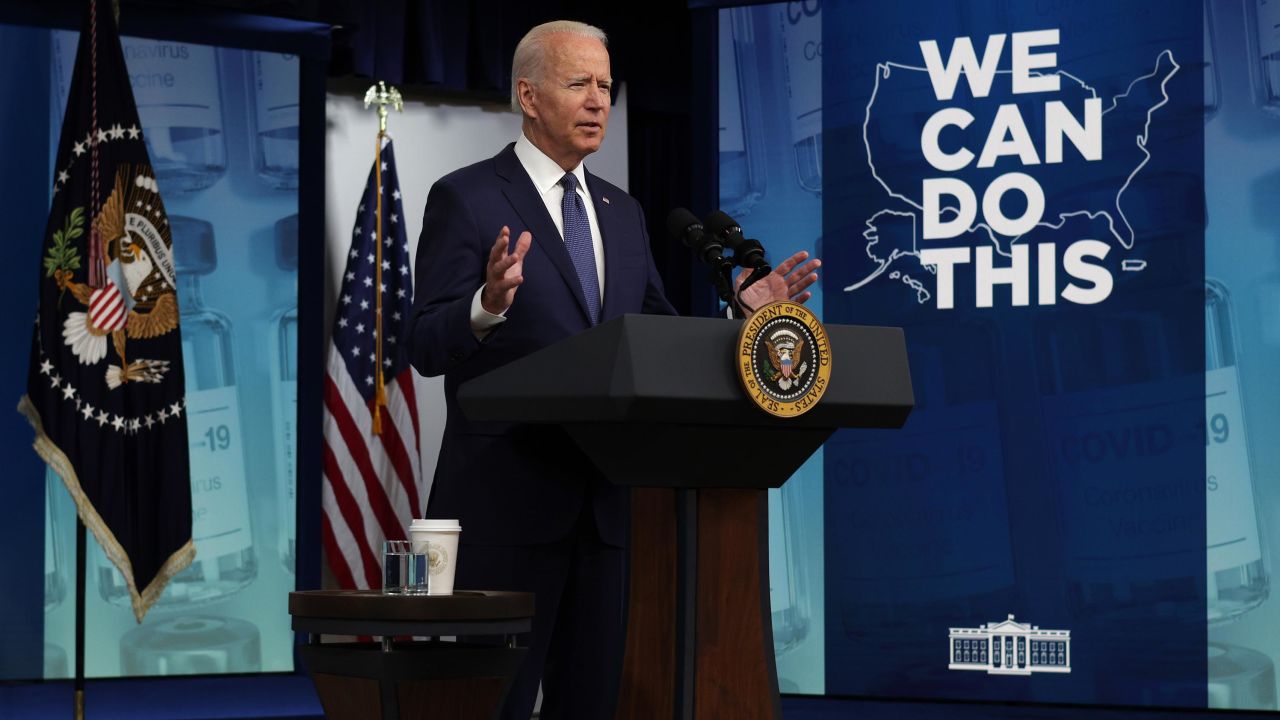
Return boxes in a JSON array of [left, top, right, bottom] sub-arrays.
[[409, 519, 462, 596]]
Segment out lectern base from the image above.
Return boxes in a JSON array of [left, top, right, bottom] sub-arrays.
[[617, 488, 780, 720]]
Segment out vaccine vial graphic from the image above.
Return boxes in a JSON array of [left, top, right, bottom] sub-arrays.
[[1039, 310, 1196, 616], [1209, 642, 1279, 710], [779, 0, 821, 196], [50, 33, 228, 192], [120, 616, 261, 675], [826, 322, 1016, 691], [1204, 279, 1269, 623], [720, 8, 767, 217], [272, 214, 299, 573], [769, 479, 811, 654], [96, 216, 257, 607], [1036, 281, 1262, 625], [126, 40, 228, 192], [248, 52, 300, 189], [1249, 0, 1280, 116]]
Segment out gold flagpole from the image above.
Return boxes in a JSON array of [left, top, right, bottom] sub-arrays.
[[363, 82, 402, 435]]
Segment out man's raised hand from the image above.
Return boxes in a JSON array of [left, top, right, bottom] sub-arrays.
[[481, 226, 533, 315], [736, 250, 821, 312]]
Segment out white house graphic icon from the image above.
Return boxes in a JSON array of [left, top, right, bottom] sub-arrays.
[[949, 614, 1071, 675]]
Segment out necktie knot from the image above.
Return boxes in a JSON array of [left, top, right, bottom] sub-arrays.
[[560, 173, 579, 193]]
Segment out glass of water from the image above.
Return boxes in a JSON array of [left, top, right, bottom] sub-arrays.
[[406, 551, 431, 595], [383, 541, 411, 594]]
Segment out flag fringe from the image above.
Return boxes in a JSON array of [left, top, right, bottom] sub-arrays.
[[17, 394, 196, 623]]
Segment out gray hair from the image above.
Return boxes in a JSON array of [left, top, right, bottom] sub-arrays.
[[510, 20, 609, 113]]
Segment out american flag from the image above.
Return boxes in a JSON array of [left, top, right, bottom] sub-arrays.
[[322, 139, 422, 589]]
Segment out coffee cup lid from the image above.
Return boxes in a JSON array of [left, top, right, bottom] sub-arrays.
[[410, 519, 461, 532]]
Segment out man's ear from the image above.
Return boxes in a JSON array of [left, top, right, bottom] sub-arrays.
[[517, 78, 537, 118]]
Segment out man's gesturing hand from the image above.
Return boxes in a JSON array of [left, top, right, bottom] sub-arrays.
[[736, 250, 821, 312], [480, 226, 533, 315]]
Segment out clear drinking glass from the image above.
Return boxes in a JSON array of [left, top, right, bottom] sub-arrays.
[[406, 552, 431, 595], [383, 541, 410, 594]]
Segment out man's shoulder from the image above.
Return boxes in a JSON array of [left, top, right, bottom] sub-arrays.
[[432, 142, 522, 192], [583, 171, 640, 209], [583, 170, 627, 198]]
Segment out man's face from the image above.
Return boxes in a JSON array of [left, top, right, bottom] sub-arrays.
[[522, 33, 611, 170]]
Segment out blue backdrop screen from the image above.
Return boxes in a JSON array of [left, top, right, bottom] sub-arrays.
[[0, 21, 301, 681], [719, 0, 1280, 710]]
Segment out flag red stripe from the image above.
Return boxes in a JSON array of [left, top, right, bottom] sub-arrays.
[[89, 285, 120, 314], [397, 372, 421, 451], [370, 395, 420, 518], [91, 292, 125, 329], [320, 503, 359, 590], [98, 305, 125, 331], [324, 376, 407, 543], [322, 442, 382, 589]]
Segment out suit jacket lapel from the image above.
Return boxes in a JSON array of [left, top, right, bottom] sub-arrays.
[[586, 171, 625, 321], [494, 144, 593, 323]]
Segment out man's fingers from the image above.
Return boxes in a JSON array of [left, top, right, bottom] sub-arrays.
[[789, 272, 819, 297], [488, 255, 516, 280], [772, 250, 810, 277], [787, 258, 822, 282], [488, 226, 511, 264], [512, 231, 533, 259], [490, 273, 524, 293]]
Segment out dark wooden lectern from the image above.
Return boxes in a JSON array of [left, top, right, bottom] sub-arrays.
[[459, 314, 913, 719]]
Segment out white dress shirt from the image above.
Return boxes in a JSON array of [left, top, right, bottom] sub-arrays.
[[470, 132, 607, 335]]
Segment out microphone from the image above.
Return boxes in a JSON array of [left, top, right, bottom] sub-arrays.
[[705, 210, 767, 269], [667, 208, 727, 267], [668, 207, 737, 308], [705, 210, 772, 308]]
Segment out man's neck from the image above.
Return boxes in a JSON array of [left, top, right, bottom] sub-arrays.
[[521, 124, 581, 172]]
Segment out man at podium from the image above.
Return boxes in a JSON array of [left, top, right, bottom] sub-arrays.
[[407, 19, 819, 720]]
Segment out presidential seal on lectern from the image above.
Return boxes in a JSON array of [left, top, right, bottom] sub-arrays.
[[736, 300, 831, 417]]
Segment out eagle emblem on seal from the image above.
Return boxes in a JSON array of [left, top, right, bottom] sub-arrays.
[[765, 329, 808, 391], [55, 166, 179, 390]]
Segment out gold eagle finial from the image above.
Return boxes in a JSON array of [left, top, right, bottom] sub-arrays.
[[364, 81, 403, 135]]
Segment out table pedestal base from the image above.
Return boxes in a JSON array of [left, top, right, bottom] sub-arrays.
[[301, 641, 526, 720]]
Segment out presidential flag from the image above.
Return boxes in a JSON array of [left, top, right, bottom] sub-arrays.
[[322, 139, 423, 589], [20, 1, 193, 623]]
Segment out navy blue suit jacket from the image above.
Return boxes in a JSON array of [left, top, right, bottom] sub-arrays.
[[408, 143, 676, 547]]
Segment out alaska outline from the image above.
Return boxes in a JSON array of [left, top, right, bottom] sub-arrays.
[[856, 50, 1180, 269]]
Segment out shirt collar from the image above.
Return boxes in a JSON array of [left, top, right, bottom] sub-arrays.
[[514, 131, 589, 197]]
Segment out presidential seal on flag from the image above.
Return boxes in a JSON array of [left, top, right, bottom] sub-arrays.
[[57, 168, 178, 389], [19, 0, 193, 624]]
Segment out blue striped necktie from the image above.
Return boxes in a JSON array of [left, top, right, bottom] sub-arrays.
[[559, 172, 601, 324]]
